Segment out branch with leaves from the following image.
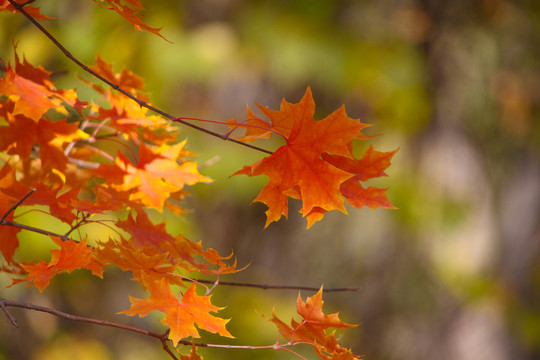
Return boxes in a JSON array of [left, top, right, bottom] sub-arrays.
[[0, 0, 397, 359]]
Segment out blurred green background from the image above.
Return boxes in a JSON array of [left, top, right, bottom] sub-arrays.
[[1, 0, 540, 359]]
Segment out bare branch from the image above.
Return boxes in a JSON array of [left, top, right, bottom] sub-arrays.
[[196, 279, 361, 293], [0, 299, 19, 327], [0, 297, 178, 360], [6, 0, 272, 155], [0, 219, 65, 239]]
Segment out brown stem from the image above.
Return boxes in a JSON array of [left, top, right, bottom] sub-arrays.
[[0, 188, 36, 221], [0, 219, 65, 239], [6, 0, 272, 155], [195, 279, 361, 293]]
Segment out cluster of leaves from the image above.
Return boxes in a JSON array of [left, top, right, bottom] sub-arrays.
[[0, 1, 397, 359], [0, 47, 235, 346]]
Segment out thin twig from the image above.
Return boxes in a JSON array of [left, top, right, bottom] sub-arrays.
[[0, 299, 19, 327], [0, 297, 307, 355], [0, 219, 64, 239], [0, 188, 36, 221], [7, 0, 272, 155], [195, 279, 361, 293], [63, 212, 89, 239]]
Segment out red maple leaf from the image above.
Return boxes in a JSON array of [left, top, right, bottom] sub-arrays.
[[233, 88, 397, 227], [0, 0, 55, 20], [96, 0, 169, 42]]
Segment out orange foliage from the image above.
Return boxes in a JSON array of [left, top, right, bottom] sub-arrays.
[[0, 49, 236, 346], [121, 275, 232, 345], [270, 287, 360, 360], [0, 4, 396, 356], [11, 237, 103, 292], [231, 88, 397, 228]]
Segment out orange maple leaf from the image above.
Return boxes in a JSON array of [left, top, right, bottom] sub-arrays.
[[98, 210, 239, 283], [96, 0, 169, 42], [233, 87, 396, 228], [90, 55, 146, 95], [95, 236, 184, 287], [270, 287, 359, 360], [0, 48, 79, 122], [95, 142, 211, 211], [121, 275, 233, 345], [11, 237, 103, 292]]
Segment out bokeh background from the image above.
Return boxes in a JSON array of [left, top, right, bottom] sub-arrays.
[[1, 0, 540, 359]]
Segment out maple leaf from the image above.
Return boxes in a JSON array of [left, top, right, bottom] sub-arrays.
[[233, 87, 396, 228], [121, 275, 233, 345], [93, 142, 211, 211], [95, 236, 184, 287], [270, 287, 359, 360], [0, 0, 55, 20], [11, 237, 103, 292], [90, 55, 145, 95], [115, 142, 211, 210], [96, 0, 169, 42], [100, 210, 238, 280], [0, 48, 78, 122], [116, 210, 175, 248]]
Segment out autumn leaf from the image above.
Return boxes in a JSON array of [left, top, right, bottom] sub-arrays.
[[0, 48, 79, 122], [121, 275, 233, 345], [95, 236, 184, 287], [233, 87, 396, 228], [97, 210, 239, 285], [93, 142, 211, 211], [270, 287, 359, 360], [11, 237, 103, 292], [91, 55, 145, 95], [96, 0, 169, 42], [0, 0, 55, 20]]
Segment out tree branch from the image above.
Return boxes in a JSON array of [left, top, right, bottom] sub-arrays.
[[6, 0, 272, 155], [0, 297, 308, 358], [0, 297, 179, 360]]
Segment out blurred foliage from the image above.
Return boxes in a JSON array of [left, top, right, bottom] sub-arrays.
[[1, 0, 540, 359]]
